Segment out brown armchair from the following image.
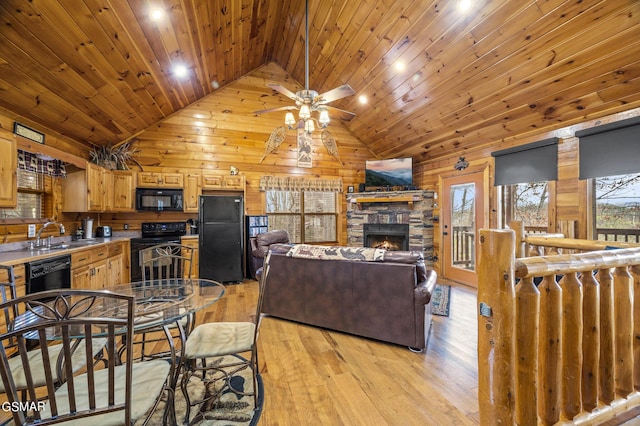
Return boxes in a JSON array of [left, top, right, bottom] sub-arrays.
[[248, 229, 290, 279]]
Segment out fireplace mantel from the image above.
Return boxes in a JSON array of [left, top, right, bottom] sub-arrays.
[[351, 195, 422, 209]]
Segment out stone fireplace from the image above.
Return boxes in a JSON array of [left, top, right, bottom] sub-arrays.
[[346, 190, 434, 266], [363, 223, 409, 251]]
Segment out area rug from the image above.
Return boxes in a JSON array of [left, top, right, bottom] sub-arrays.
[[431, 284, 451, 317], [149, 355, 264, 425]]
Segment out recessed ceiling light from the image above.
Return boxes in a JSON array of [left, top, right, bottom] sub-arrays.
[[358, 95, 368, 104], [150, 8, 164, 21], [458, 0, 472, 12], [173, 64, 188, 79], [394, 61, 406, 72]]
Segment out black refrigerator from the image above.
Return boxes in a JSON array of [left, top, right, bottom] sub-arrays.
[[199, 195, 244, 283]]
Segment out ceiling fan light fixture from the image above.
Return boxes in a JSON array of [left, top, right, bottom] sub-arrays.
[[285, 112, 296, 128], [304, 119, 315, 134], [299, 105, 311, 120], [319, 109, 330, 127]]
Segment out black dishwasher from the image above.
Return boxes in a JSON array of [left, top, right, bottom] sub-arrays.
[[25, 254, 72, 294]]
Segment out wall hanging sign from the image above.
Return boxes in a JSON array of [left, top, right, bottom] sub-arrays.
[[14, 122, 45, 144], [297, 128, 312, 168]]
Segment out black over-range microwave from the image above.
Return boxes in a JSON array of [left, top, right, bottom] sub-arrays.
[[135, 188, 184, 212]]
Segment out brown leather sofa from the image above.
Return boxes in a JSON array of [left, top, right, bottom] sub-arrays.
[[261, 243, 438, 351], [248, 230, 290, 280]]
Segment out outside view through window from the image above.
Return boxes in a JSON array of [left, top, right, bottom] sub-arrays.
[[511, 181, 549, 231], [595, 173, 640, 242]]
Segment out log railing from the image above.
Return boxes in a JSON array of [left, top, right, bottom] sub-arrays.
[[477, 227, 640, 425]]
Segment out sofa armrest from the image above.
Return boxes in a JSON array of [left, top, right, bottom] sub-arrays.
[[415, 268, 437, 306]]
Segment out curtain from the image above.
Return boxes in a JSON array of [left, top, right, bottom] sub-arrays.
[[259, 176, 342, 192], [17, 150, 66, 177], [491, 138, 558, 186], [576, 116, 640, 179]]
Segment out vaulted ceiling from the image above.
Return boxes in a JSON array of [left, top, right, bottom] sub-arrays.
[[0, 0, 639, 164]]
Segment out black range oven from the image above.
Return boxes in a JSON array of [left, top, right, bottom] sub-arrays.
[[130, 222, 186, 282]]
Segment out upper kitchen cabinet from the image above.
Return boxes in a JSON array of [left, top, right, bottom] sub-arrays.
[[201, 173, 245, 191], [138, 172, 183, 188], [63, 163, 104, 212], [104, 170, 136, 212], [0, 131, 17, 208]]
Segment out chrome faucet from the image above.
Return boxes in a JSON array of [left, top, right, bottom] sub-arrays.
[[35, 221, 66, 247]]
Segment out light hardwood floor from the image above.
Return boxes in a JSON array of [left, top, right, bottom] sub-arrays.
[[197, 279, 480, 425]]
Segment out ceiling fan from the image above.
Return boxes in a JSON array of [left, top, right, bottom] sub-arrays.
[[254, 0, 356, 133]]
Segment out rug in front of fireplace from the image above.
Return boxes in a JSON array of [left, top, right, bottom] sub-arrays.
[[431, 284, 451, 317]]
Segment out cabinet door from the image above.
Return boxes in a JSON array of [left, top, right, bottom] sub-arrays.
[[184, 173, 200, 212], [72, 266, 91, 289], [108, 255, 124, 286], [181, 239, 199, 278], [0, 133, 17, 207], [87, 163, 104, 211], [112, 171, 136, 211], [201, 174, 223, 189], [91, 260, 108, 290], [103, 171, 114, 211], [224, 175, 245, 190], [138, 172, 162, 187], [161, 173, 183, 187]]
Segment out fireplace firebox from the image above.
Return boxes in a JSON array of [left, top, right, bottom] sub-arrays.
[[363, 223, 409, 251]]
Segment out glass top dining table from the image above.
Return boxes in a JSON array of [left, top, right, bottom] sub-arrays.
[[13, 278, 226, 339]]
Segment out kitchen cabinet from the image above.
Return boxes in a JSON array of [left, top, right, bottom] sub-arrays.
[[63, 163, 105, 212], [0, 132, 17, 208], [107, 170, 136, 212], [183, 173, 201, 213], [71, 241, 128, 289], [201, 173, 245, 190], [138, 172, 183, 188], [181, 236, 199, 278]]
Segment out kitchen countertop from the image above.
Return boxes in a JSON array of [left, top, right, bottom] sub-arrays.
[[0, 237, 132, 266]]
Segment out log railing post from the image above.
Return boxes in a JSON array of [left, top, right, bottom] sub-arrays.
[[597, 267, 615, 403], [581, 270, 600, 411], [538, 274, 562, 425], [632, 266, 640, 390], [614, 266, 634, 397], [559, 272, 583, 419], [478, 229, 516, 425], [515, 276, 539, 426]]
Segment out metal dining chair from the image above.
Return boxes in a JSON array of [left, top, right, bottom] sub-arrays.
[[135, 243, 195, 361], [0, 289, 171, 425], [0, 265, 107, 398], [179, 251, 270, 424]]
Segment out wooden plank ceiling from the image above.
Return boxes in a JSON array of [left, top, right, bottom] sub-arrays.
[[0, 0, 639, 164]]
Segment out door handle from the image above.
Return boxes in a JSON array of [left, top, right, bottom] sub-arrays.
[[443, 232, 448, 236]]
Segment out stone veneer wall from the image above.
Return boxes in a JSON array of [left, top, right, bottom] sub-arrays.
[[346, 190, 434, 267]]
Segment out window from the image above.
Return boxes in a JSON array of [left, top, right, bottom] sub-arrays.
[[502, 181, 549, 233], [266, 190, 337, 243], [0, 169, 44, 219], [593, 173, 640, 243]]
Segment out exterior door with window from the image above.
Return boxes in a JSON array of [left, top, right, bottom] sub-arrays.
[[442, 172, 485, 287]]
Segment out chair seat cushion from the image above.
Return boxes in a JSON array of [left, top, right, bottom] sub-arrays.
[[184, 322, 255, 358], [0, 338, 107, 392], [41, 359, 170, 425]]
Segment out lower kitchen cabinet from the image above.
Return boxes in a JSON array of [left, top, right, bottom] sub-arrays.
[[181, 236, 199, 278], [71, 241, 129, 289]]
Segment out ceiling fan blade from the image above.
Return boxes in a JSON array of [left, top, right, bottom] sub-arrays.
[[316, 84, 356, 104], [268, 83, 303, 103], [254, 105, 298, 115], [326, 105, 356, 121]]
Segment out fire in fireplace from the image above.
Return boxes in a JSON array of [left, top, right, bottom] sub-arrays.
[[363, 223, 409, 251]]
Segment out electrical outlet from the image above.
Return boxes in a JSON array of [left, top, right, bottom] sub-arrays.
[[28, 224, 36, 238], [124, 224, 129, 230]]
